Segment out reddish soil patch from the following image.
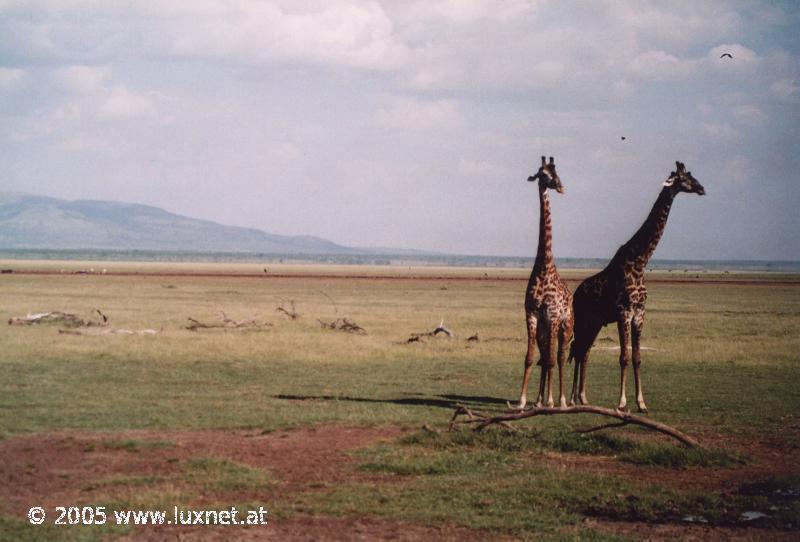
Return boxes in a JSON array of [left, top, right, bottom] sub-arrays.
[[0, 425, 507, 540], [1, 425, 403, 512], [577, 518, 800, 542], [542, 427, 800, 495], [2, 424, 798, 541], [117, 515, 503, 541]]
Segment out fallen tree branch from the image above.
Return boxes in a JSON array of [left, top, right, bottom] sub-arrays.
[[9, 310, 108, 328], [275, 299, 300, 320], [318, 317, 366, 335], [407, 319, 454, 342], [59, 328, 162, 336], [186, 312, 272, 331], [448, 404, 700, 448]]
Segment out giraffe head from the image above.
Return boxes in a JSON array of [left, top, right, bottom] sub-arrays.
[[528, 156, 564, 194], [663, 162, 705, 195]]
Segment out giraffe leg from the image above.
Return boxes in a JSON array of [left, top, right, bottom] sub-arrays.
[[578, 353, 589, 405], [617, 316, 632, 411], [570, 320, 602, 406], [512, 314, 538, 410], [632, 310, 648, 413], [558, 320, 572, 409], [535, 364, 548, 408], [545, 325, 558, 408]]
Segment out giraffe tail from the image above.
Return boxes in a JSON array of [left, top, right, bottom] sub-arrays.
[[567, 341, 575, 364]]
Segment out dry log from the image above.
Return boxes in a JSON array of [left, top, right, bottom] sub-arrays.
[[449, 404, 700, 448], [186, 312, 272, 331], [59, 328, 161, 336], [318, 318, 366, 335], [407, 319, 454, 342], [275, 299, 300, 320], [9, 310, 108, 328]]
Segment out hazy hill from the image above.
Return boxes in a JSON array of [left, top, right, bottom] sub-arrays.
[[0, 193, 357, 254]]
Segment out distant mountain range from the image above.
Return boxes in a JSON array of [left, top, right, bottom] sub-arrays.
[[0, 193, 409, 255]]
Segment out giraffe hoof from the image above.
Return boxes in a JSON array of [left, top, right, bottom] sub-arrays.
[[507, 401, 526, 411], [638, 405, 649, 414]]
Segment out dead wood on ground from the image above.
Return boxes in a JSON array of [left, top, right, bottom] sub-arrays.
[[59, 328, 162, 336], [8, 310, 108, 328], [449, 404, 700, 448], [275, 299, 300, 320], [186, 312, 272, 331], [318, 318, 367, 335], [407, 319, 454, 342]]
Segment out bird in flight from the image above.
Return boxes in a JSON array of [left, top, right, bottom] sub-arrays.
[[720, 53, 733, 59]]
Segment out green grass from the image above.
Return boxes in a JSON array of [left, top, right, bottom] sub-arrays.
[[1, 265, 799, 539], [182, 457, 274, 491], [100, 439, 175, 452]]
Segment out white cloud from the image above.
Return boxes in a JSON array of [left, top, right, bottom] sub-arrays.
[[701, 122, 739, 140], [731, 104, 766, 126], [53, 65, 109, 93], [164, 1, 407, 71], [708, 43, 760, 71], [770, 79, 799, 98], [0, 67, 25, 88], [56, 133, 109, 152], [458, 158, 503, 178], [375, 96, 462, 130], [630, 50, 695, 80], [98, 85, 157, 119]]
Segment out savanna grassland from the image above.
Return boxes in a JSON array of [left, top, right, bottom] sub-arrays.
[[1, 261, 799, 541]]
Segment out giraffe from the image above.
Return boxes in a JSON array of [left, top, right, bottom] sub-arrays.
[[511, 156, 574, 410], [569, 161, 705, 412]]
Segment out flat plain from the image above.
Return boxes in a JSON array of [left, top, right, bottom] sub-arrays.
[[1, 261, 799, 541]]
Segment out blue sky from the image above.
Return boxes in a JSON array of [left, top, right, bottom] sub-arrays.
[[1, 1, 798, 259]]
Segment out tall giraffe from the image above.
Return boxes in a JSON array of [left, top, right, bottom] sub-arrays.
[[569, 162, 705, 412], [512, 156, 574, 410]]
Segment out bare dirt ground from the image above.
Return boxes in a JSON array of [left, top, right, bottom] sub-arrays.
[[1, 425, 505, 541], [1, 424, 797, 541]]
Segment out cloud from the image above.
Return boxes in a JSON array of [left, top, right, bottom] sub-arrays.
[[701, 122, 739, 140], [98, 85, 158, 119], [56, 133, 109, 152], [458, 158, 503, 178], [375, 96, 462, 130], [162, 1, 407, 71], [770, 79, 799, 98], [731, 104, 766, 126], [708, 43, 760, 71], [630, 50, 695, 80], [0, 67, 25, 88], [53, 65, 109, 93]]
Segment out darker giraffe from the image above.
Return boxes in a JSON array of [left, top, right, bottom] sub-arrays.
[[511, 156, 574, 410], [569, 161, 705, 412]]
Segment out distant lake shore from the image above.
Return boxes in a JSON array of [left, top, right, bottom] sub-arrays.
[[0, 248, 798, 273]]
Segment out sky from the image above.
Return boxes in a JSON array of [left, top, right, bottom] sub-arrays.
[[1, 1, 799, 260]]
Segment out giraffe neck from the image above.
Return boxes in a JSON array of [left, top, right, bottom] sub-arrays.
[[622, 186, 676, 271], [533, 186, 554, 275]]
